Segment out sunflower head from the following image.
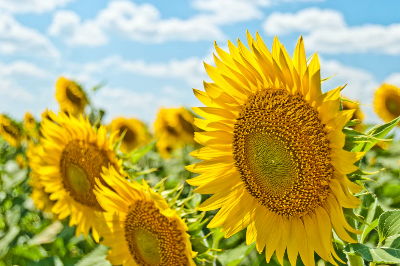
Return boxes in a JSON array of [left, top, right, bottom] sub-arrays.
[[341, 97, 365, 132], [110, 117, 150, 153], [0, 114, 22, 147], [186, 32, 364, 266], [32, 111, 122, 241], [94, 166, 196, 266], [154, 107, 196, 157], [23, 112, 37, 132], [374, 83, 400, 125], [55, 77, 88, 116]]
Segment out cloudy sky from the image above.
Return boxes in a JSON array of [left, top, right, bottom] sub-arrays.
[[1, 0, 400, 125]]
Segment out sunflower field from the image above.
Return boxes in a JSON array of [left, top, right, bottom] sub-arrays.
[[2, 32, 400, 266]]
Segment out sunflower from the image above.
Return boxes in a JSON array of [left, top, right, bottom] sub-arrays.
[[374, 83, 400, 125], [341, 97, 365, 132], [110, 117, 150, 153], [55, 77, 88, 116], [24, 112, 37, 132], [94, 166, 196, 266], [0, 114, 22, 147], [31, 111, 122, 241], [154, 107, 196, 158], [186, 32, 364, 266], [27, 142, 55, 213]]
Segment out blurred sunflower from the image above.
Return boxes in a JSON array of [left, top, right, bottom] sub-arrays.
[[27, 142, 55, 213], [154, 107, 196, 158], [31, 111, 122, 241], [110, 117, 150, 153], [374, 83, 400, 124], [24, 112, 37, 132], [186, 32, 364, 266], [16, 154, 27, 169], [341, 97, 365, 132], [55, 77, 88, 116], [94, 167, 196, 266], [0, 114, 22, 147]]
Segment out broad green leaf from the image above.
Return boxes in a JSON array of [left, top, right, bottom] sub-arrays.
[[131, 140, 157, 164], [345, 241, 400, 264], [0, 226, 20, 257], [75, 245, 111, 266], [217, 242, 256, 266], [353, 194, 383, 243], [191, 237, 210, 254], [378, 210, 400, 242]]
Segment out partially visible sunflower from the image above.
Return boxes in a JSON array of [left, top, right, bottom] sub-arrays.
[[374, 83, 400, 124], [186, 32, 364, 266], [110, 117, 150, 153], [27, 142, 55, 214], [31, 111, 122, 241], [55, 77, 88, 116], [16, 154, 27, 169], [94, 166, 196, 266], [341, 97, 365, 132], [0, 114, 22, 147], [24, 112, 37, 132], [154, 107, 196, 158]]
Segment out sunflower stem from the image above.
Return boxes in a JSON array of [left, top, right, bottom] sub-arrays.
[[346, 254, 364, 266]]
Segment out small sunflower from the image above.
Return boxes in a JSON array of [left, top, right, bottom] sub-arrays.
[[156, 138, 175, 159], [154, 107, 196, 157], [374, 83, 400, 124], [32, 111, 122, 241], [27, 142, 55, 213], [341, 97, 365, 132], [94, 166, 196, 266], [0, 114, 22, 147], [24, 112, 37, 132], [110, 117, 150, 153], [16, 154, 27, 169], [186, 32, 364, 266], [55, 77, 88, 116]]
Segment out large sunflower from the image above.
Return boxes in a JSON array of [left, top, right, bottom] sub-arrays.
[[341, 97, 365, 132], [0, 114, 22, 147], [32, 111, 122, 241], [374, 83, 400, 125], [154, 107, 196, 158], [110, 117, 150, 153], [55, 77, 88, 116], [27, 142, 55, 214], [186, 32, 364, 266], [94, 166, 196, 266]]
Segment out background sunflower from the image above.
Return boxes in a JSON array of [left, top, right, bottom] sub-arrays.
[[55, 77, 88, 116], [374, 83, 400, 125]]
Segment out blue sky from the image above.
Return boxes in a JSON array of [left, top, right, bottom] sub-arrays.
[[1, 0, 400, 126]]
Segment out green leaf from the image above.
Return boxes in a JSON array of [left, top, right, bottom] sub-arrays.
[[378, 210, 400, 243], [0, 226, 20, 257], [345, 116, 400, 153], [75, 245, 111, 266], [217, 242, 256, 266], [345, 242, 400, 264], [130, 140, 157, 164], [345, 119, 362, 127]]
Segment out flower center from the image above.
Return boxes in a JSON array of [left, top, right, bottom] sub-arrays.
[[119, 126, 136, 143], [60, 140, 112, 208], [66, 86, 83, 106], [124, 200, 189, 265], [233, 89, 332, 217], [385, 94, 400, 117]]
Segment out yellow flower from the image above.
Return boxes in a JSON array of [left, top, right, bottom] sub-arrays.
[[94, 167, 196, 266], [24, 112, 37, 132], [0, 114, 22, 147], [110, 117, 150, 153], [31, 111, 122, 241], [27, 142, 55, 214], [374, 83, 400, 124], [55, 77, 88, 116], [186, 32, 364, 266], [154, 107, 196, 157], [341, 97, 365, 132]]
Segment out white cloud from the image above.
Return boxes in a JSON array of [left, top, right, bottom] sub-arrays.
[[0, 13, 60, 57], [49, 0, 322, 46], [0, 0, 74, 13], [263, 8, 400, 55], [385, 73, 400, 87], [0, 79, 36, 103], [0, 61, 48, 77], [48, 10, 108, 46]]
